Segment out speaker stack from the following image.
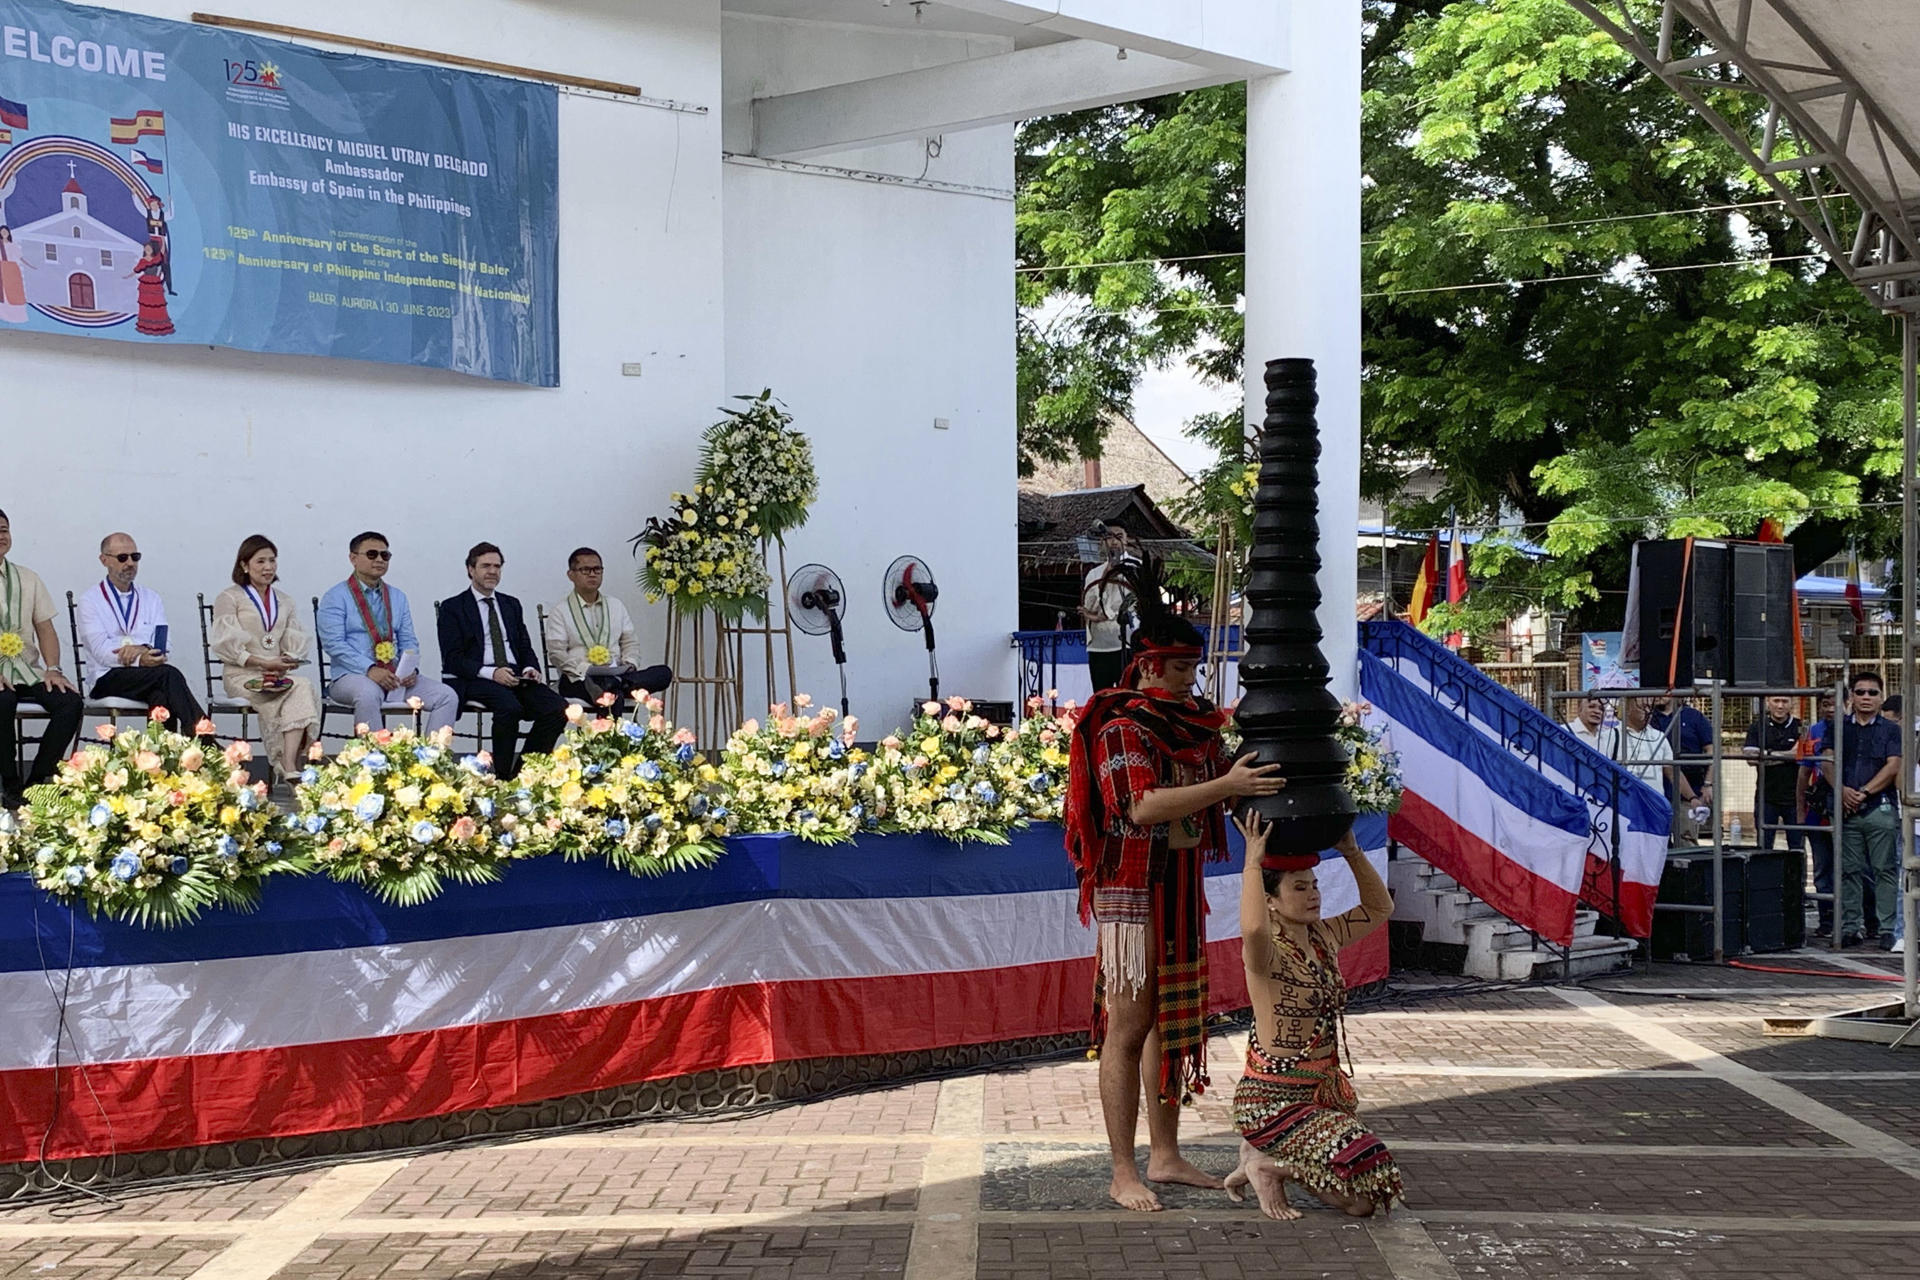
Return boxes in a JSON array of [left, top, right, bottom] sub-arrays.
[[1634, 538, 1796, 688]]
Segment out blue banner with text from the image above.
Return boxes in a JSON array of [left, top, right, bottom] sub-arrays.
[[0, 0, 559, 384]]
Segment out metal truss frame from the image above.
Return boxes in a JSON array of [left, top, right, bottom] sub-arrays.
[[1571, 0, 1920, 1024], [1565, 0, 1920, 314]]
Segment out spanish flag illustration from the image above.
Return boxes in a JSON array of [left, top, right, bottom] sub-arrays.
[[109, 109, 165, 144]]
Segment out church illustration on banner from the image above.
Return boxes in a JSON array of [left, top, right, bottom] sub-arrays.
[[11, 163, 142, 318]]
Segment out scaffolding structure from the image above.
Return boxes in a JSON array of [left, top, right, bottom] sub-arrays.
[[1565, 0, 1919, 1033]]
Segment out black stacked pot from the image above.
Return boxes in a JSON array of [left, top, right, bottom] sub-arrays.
[[1235, 357, 1357, 853]]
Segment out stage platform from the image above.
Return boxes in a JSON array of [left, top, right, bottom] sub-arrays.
[[0, 819, 1389, 1196]]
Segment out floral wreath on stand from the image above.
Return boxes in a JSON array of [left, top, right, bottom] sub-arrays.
[[633, 390, 821, 620]]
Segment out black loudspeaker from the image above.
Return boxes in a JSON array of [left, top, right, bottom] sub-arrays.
[[1731, 542, 1798, 689], [1652, 847, 1802, 959], [1635, 539, 1794, 687]]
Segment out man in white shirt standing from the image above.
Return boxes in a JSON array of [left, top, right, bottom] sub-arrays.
[[543, 547, 673, 711], [1081, 524, 1136, 691], [1564, 695, 1618, 760], [76, 532, 208, 732], [1616, 696, 1676, 791]]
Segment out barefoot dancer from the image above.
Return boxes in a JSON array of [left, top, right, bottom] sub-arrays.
[[1065, 558, 1285, 1213], [1224, 814, 1404, 1219]]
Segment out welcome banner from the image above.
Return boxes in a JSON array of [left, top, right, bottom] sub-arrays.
[[0, 0, 559, 384]]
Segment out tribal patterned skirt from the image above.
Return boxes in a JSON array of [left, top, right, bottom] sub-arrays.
[[1232, 1046, 1404, 1206]]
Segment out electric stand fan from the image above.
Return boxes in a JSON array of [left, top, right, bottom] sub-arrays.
[[786, 563, 852, 718], [883, 554, 941, 703]]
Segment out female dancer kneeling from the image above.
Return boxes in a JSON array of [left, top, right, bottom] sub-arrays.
[[1224, 813, 1404, 1219]]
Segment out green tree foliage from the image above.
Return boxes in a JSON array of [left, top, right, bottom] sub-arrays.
[[1014, 0, 1902, 627]]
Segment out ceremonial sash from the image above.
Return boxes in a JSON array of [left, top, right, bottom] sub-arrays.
[[0, 563, 32, 684], [348, 579, 396, 667], [567, 592, 612, 666]]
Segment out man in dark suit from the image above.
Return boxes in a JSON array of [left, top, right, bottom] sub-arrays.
[[438, 542, 567, 779]]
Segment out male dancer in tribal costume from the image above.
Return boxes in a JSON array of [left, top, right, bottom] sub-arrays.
[[1224, 811, 1404, 1218], [1065, 559, 1284, 1212]]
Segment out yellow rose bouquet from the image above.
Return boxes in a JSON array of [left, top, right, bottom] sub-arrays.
[[512, 697, 729, 876], [635, 488, 771, 621], [291, 726, 510, 905], [0, 710, 307, 926]]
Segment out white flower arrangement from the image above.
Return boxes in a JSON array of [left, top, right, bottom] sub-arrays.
[[698, 390, 819, 539]]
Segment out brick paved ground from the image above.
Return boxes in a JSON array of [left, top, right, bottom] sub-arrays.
[[1, 958, 1917, 1279]]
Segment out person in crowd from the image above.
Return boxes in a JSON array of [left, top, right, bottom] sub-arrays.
[[1616, 696, 1675, 791], [77, 532, 207, 729], [544, 547, 673, 710], [439, 542, 566, 780], [1825, 671, 1901, 950], [1064, 556, 1283, 1212], [316, 531, 458, 736], [1564, 695, 1618, 759], [1651, 694, 1713, 840], [1744, 695, 1805, 853], [1225, 813, 1402, 1220], [1798, 692, 1838, 938], [210, 534, 321, 785], [0, 510, 82, 806], [1082, 524, 1137, 692]]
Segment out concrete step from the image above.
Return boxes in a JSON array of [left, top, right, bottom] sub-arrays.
[[1468, 933, 1637, 982]]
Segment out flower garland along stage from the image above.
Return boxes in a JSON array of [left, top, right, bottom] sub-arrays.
[[0, 698, 1400, 927]]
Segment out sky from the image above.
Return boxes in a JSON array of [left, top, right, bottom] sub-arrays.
[[1130, 359, 1238, 479]]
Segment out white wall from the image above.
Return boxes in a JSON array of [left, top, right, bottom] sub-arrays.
[[0, 0, 723, 691], [721, 14, 1019, 727]]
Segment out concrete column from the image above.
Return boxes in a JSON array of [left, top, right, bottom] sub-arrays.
[[1242, 1, 1362, 698]]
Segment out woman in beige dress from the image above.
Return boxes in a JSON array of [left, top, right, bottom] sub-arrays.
[[211, 534, 321, 782]]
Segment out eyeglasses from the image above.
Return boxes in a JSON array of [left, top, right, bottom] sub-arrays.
[[108, 552, 142, 563], [573, 565, 605, 574], [1852, 687, 1880, 697], [359, 549, 393, 561]]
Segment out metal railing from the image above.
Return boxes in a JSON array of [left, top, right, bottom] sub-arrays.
[[1554, 683, 1846, 963]]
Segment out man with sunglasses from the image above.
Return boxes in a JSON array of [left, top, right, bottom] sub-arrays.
[[1826, 671, 1901, 950], [315, 531, 459, 736], [76, 532, 208, 730]]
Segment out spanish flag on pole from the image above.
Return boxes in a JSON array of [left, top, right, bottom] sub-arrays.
[[109, 110, 165, 144], [1408, 534, 1440, 625]]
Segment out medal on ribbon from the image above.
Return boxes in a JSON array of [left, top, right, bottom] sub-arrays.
[[102, 581, 139, 652], [246, 585, 279, 636]]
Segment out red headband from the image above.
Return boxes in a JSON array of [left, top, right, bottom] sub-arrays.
[[1260, 852, 1321, 873], [1136, 637, 1204, 661]]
